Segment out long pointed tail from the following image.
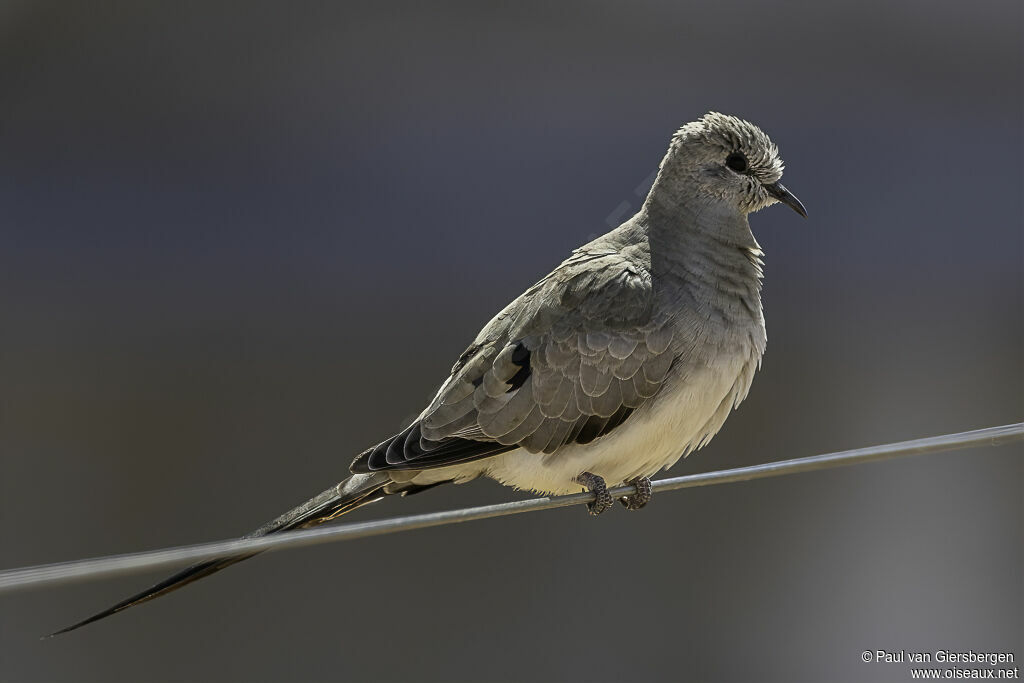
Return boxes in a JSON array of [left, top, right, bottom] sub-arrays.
[[48, 472, 391, 637]]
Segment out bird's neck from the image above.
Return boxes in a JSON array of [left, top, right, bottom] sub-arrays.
[[642, 163, 758, 246], [633, 180, 765, 324]]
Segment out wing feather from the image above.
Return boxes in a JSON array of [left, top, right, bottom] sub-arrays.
[[351, 246, 682, 473]]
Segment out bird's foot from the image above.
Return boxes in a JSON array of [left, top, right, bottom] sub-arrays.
[[576, 471, 613, 516], [619, 476, 652, 511]]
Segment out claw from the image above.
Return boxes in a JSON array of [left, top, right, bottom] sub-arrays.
[[619, 476, 652, 511], [576, 471, 613, 516]]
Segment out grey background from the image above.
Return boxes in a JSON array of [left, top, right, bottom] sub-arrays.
[[1, 1, 1021, 681]]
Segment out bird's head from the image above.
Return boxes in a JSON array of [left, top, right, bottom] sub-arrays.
[[653, 112, 806, 219]]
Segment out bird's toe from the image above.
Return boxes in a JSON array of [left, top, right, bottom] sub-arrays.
[[576, 471, 614, 516], [619, 476, 652, 511]]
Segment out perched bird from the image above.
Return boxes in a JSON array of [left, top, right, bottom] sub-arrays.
[[53, 112, 806, 635]]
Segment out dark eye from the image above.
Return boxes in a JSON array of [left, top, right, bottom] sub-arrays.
[[725, 152, 748, 173]]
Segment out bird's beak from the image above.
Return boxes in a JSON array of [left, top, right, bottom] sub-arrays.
[[764, 182, 807, 218]]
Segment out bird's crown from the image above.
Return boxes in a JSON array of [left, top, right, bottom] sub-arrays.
[[671, 112, 784, 182]]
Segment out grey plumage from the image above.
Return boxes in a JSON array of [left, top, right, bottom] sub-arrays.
[[356, 113, 802, 479], [54, 112, 805, 634]]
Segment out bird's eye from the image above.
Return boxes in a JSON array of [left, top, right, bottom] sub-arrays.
[[725, 152, 748, 173]]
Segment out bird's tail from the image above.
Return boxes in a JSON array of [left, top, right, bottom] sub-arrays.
[[48, 472, 391, 637]]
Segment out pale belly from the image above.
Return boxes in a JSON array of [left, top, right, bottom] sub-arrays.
[[481, 352, 752, 495]]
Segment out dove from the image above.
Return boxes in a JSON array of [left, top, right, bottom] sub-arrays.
[[52, 112, 805, 635]]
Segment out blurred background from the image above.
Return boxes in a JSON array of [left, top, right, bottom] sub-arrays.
[[1, 1, 1020, 681]]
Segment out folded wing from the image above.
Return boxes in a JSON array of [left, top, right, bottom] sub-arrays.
[[351, 248, 676, 473]]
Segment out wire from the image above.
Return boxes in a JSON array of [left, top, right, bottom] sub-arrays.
[[1, 423, 1020, 595]]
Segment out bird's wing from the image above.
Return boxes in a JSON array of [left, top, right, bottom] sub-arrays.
[[351, 246, 677, 472]]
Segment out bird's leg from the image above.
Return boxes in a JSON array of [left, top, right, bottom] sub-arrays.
[[575, 471, 613, 516], [619, 476, 652, 511]]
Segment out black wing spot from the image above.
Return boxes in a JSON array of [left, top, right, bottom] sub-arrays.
[[506, 342, 531, 393], [573, 405, 634, 445]]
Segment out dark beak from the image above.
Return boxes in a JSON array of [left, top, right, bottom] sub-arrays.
[[765, 182, 807, 218]]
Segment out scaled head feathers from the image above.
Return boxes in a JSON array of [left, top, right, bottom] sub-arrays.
[[652, 112, 797, 217]]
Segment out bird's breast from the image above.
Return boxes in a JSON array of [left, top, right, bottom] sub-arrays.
[[483, 338, 759, 495]]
